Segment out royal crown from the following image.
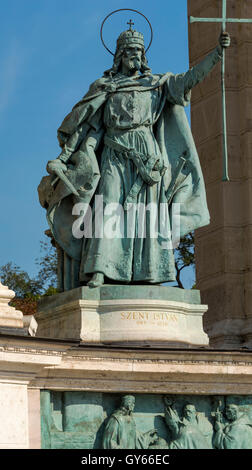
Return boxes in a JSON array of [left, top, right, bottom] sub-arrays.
[[116, 29, 145, 49]]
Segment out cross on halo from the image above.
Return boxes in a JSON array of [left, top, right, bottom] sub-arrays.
[[127, 19, 134, 31], [190, 0, 252, 182]]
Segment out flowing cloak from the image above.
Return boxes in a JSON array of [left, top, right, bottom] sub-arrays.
[[213, 415, 252, 449], [102, 411, 150, 449], [38, 64, 213, 280]]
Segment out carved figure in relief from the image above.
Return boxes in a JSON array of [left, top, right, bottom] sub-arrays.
[[102, 395, 158, 449], [163, 397, 213, 449], [213, 403, 252, 449]]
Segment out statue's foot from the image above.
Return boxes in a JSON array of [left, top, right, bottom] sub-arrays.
[[87, 272, 104, 288]]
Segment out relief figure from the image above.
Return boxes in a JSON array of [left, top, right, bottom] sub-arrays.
[[213, 403, 252, 449], [164, 397, 213, 449], [102, 394, 158, 449]]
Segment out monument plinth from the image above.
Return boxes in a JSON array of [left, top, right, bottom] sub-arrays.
[[36, 286, 208, 347]]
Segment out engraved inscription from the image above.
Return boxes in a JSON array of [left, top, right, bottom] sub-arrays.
[[120, 311, 178, 324]]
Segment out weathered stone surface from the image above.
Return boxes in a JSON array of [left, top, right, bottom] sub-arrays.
[[28, 389, 41, 449], [0, 383, 29, 448], [0, 336, 67, 449], [188, 0, 252, 348]]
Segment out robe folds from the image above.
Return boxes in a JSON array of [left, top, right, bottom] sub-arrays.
[[169, 416, 213, 449], [39, 62, 214, 285], [213, 415, 252, 449], [102, 411, 150, 449]]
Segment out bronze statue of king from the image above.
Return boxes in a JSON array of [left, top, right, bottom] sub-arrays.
[[38, 19, 230, 290]]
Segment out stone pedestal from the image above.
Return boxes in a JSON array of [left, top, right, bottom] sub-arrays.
[[188, 0, 252, 348], [36, 285, 209, 348]]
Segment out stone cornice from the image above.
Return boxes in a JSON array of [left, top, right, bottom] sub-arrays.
[[0, 335, 251, 393]]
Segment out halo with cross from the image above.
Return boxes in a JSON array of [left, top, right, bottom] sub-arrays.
[[100, 8, 153, 56]]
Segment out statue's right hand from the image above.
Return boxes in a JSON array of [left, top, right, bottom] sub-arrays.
[[164, 395, 174, 407], [165, 406, 180, 424], [215, 410, 223, 423], [47, 159, 67, 175]]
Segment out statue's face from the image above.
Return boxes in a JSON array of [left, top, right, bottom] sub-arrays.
[[121, 45, 143, 73], [122, 395, 135, 412], [184, 405, 196, 421], [225, 405, 238, 421]]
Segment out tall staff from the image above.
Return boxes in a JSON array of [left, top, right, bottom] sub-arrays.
[[190, 0, 252, 182]]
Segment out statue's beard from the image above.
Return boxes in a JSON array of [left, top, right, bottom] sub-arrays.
[[125, 57, 141, 72]]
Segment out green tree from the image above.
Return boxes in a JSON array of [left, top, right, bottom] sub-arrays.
[[0, 237, 58, 299], [0, 262, 43, 298], [35, 238, 57, 292], [175, 232, 195, 289]]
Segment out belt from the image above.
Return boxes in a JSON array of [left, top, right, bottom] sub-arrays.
[[106, 125, 152, 137], [104, 135, 166, 208]]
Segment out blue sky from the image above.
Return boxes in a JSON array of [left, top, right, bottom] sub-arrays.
[[0, 0, 195, 287]]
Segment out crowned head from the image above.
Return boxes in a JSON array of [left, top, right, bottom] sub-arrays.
[[116, 28, 145, 49], [104, 26, 151, 76]]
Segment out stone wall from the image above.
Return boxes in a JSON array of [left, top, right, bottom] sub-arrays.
[[188, 0, 252, 348], [1, 334, 252, 448]]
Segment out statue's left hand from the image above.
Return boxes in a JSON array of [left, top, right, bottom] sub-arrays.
[[47, 159, 67, 175], [219, 31, 231, 49]]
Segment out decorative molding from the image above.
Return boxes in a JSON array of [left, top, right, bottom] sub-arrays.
[[0, 344, 67, 357], [1, 341, 252, 366], [0, 338, 252, 392]]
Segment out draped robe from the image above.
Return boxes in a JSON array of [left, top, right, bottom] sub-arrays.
[[213, 415, 252, 449], [102, 410, 150, 449]]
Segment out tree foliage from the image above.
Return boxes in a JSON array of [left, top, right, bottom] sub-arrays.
[[0, 238, 57, 300], [0, 262, 43, 298], [174, 232, 195, 288], [35, 240, 57, 291]]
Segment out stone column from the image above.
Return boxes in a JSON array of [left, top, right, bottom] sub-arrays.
[[188, 0, 252, 348]]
